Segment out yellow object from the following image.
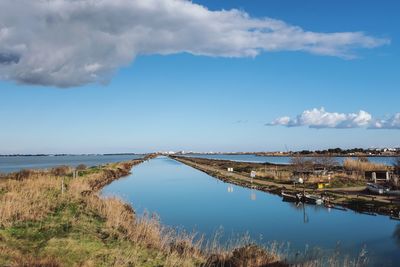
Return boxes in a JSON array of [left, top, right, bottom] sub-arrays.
[[318, 183, 324, 189]]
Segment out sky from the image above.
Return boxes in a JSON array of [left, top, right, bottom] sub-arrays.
[[0, 0, 399, 154]]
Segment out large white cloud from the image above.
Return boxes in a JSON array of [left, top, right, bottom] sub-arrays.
[[0, 0, 389, 87], [266, 108, 400, 130]]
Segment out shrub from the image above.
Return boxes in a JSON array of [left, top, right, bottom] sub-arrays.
[[76, 164, 87, 171], [51, 166, 70, 176], [15, 169, 35, 180]]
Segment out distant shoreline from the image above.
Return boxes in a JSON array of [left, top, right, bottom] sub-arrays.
[[0, 153, 141, 157], [1, 152, 398, 158], [179, 152, 400, 158]]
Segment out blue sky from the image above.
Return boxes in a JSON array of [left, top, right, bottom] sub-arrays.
[[0, 0, 399, 154]]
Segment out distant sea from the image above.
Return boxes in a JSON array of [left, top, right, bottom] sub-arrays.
[[0, 154, 143, 173]]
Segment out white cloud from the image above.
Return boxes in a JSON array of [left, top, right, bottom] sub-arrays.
[[0, 0, 389, 87], [266, 108, 400, 130], [370, 113, 400, 129]]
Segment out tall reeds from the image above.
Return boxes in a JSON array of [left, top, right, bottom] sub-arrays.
[[0, 159, 369, 266], [343, 158, 387, 172]]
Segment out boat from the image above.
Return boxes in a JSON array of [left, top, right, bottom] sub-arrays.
[[390, 211, 400, 221], [325, 203, 347, 211], [367, 183, 389, 195], [387, 190, 400, 196], [303, 193, 324, 205], [281, 191, 300, 202]]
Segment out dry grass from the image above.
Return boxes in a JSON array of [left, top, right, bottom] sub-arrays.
[[343, 158, 387, 172], [0, 172, 63, 227], [289, 246, 368, 267], [1, 158, 281, 266], [0, 157, 367, 267], [204, 244, 285, 267], [0, 159, 206, 266]]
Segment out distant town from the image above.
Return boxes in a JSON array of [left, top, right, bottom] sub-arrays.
[[163, 147, 400, 157], [1, 148, 399, 157]]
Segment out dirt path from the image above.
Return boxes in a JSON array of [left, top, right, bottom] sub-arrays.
[[177, 157, 290, 187]]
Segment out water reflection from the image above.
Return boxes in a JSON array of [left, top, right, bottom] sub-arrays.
[[393, 224, 400, 247], [227, 185, 234, 193], [102, 157, 400, 266], [302, 204, 309, 224], [251, 190, 256, 201]]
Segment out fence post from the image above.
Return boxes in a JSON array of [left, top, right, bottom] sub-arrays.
[[61, 177, 65, 195]]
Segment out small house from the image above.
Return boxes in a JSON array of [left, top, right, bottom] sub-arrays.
[[365, 170, 390, 182]]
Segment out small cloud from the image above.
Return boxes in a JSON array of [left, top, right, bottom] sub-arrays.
[[369, 113, 400, 129], [266, 107, 399, 130], [235, 120, 249, 124]]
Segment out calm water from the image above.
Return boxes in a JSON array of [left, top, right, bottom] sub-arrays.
[[181, 154, 397, 166], [102, 157, 400, 266], [0, 154, 143, 173]]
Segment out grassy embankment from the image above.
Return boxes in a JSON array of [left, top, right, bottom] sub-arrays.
[[0, 155, 289, 267], [172, 156, 400, 217]]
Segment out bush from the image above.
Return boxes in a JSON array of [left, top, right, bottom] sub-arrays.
[[15, 169, 35, 180], [51, 166, 70, 176], [76, 164, 87, 171]]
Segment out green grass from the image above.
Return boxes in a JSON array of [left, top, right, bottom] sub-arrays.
[[0, 187, 6, 197], [327, 177, 366, 188], [78, 166, 102, 176], [0, 199, 167, 266]]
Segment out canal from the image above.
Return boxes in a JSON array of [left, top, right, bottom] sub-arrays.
[[102, 156, 400, 266]]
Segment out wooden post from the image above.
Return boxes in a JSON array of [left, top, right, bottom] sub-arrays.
[[61, 177, 65, 195]]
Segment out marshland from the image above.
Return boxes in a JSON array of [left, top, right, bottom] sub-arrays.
[[2, 154, 399, 266]]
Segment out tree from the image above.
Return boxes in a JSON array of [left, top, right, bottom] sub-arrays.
[[290, 155, 314, 194], [314, 155, 338, 170], [328, 148, 342, 154], [290, 155, 314, 174]]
